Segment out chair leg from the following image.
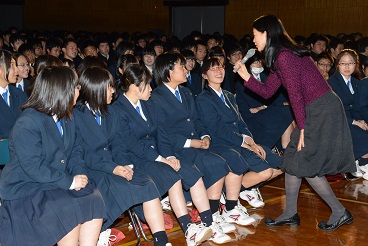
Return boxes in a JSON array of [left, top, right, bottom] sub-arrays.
[[128, 209, 141, 246], [128, 209, 154, 245]]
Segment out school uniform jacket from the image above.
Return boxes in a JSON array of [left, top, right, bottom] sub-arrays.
[[150, 84, 209, 157], [184, 72, 202, 97], [0, 85, 27, 139], [110, 95, 161, 163], [196, 87, 252, 147], [0, 108, 87, 200], [328, 72, 360, 124]]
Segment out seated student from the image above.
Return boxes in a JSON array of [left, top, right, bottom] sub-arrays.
[[196, 58, 283, 208], [151, 53, 256, 233], [207, 35, 221, 50], [362, 56, 368, 79], [328, 49, 368, 178], [0, 66, 105, 246], [309, 34, 329, 59], [208, 46, 235, 93], [192, 40, 207, 76], [115, 41, 135, 58], [96, 36, 115, 67], [135, 34, 147, 48], [181, 49, 203, 97], [314, 52, 334, 80], [9, 33, 25, 53], [13, 53, 31, 96], [73, 66, 173, 246], [0, 50, 27, 139], [116, 54, 139, 87], [62, 38, 80, 67], [140, 47, 158, 89], [18, 44, 36, 77], [235, 52, 295, 151], [46, 37, 62, 58], [111, 64, 232, 245], [150, 39, 165, 57], [223, 42, 244, 93], [29, 38, 45, 58], [328, 38, 344, 76], [79, 39, 99, 58]]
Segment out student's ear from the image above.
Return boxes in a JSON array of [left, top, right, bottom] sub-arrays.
[[202, 74, 208, 80], [118, 67, 123, 75], [62, 47, 66, 54]]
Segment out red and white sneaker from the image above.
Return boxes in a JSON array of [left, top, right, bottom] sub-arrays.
[[239, 188, 265, 208], [161, 196, 172, 211], [209, 222, 232, 244], [222, 204, 256, 226], [185, 223, 212, 246], [97, 228, 125, 246], [212, 211, 236, 233]]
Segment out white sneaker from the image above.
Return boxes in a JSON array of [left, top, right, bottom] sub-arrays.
[[209, 222, 232, 244], [97, 229, 115, 246], [185, 223, 212, 246], [220, 192, 226, 205], [239, 188, 265, 208], [212, 211, 236, 233], [186, 201, 193, 207], [161, 196, 172, 211], [166, 244, 173, 246], [222, 204, 256, 226], [352, 160, 364, 178]]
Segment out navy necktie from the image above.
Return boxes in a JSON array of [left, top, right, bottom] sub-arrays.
[[95, 114, 101, 126], [2, 89, 9, 106], [17, 84, 23, 91], [187, 74, 192, 84], [56, 121, 63, 136], [175, 90, 182, 102], [220, 93, 226, 104], [136, 106, 141, 116]]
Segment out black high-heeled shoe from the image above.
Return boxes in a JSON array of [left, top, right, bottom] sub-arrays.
[[265, 213, 300, 227], [318, 209, 354, 230]]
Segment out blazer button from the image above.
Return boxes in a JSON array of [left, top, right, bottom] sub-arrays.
[[191, 132, 194, 136], [187, 119, 191, 121], [233, 122, 236, 125], [146, 135, 149, 138], [151, 145, 155, 149], [349, 105, 353, 107], [60, 159, 65, 164], [103, 147, 108, 151]]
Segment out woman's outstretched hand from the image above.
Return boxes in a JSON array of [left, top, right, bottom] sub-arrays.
[[234, 61, 251, 82]]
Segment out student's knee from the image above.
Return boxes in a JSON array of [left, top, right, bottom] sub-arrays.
[[258, 169, 273, 181]]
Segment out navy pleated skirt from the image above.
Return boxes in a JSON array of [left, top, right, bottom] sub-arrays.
[[0, 185, 106, 246], [88, 168, 160, 230]]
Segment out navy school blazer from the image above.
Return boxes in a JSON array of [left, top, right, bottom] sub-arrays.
[[328, 72, 360, 124], [196, 87, 252, 147], [150, 84, 209, 157], [110, 94, 162, 163], [0, 108, 87, 200], [0, 85, 27, 139]]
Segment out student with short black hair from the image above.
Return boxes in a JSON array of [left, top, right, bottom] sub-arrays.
[[9, 33, 25, 52]]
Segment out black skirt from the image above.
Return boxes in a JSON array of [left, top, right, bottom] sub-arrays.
[[0, 185, 106, 246], [281, 91, 356, 178]]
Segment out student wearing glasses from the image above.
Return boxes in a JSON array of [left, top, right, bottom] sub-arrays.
[[328, 49, 368, 179], [314, 52, 334, 80]]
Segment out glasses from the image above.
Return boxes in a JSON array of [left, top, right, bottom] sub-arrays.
[[75, 85, 81, 90], [317, 62, 332, 68], [17, 63, 30, 68], [338, 62, 356, 67], [209, 65, 225, 71]]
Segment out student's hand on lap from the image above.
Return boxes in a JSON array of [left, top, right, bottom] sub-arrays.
[[74, 174, 89, 190], [191, 139, 204, 148], [201, 137, 210, 149]]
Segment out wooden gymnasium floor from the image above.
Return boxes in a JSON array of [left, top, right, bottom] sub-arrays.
[[112, 175, 368, 246]]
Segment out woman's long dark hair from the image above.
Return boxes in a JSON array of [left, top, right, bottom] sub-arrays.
[[78, 66, 115, 115], [253, 15, 310, 71], [21, 66, 77, 120]]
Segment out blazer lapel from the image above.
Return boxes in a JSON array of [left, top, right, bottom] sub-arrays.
[[80, 108, 108, 142], [44, 115, 65, 151]]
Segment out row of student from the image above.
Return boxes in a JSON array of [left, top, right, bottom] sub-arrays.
[[0, 49, 283, 246]]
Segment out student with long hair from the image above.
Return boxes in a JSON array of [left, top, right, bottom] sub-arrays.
[[235, 15, 355, 230], [73, 66, 172, 246], [0, 66, 105, 246]]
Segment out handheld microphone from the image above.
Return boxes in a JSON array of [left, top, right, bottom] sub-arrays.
[[233, 48, 256, 73]]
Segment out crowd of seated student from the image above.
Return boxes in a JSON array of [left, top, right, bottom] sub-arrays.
[[1, 26, 368, 245]]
